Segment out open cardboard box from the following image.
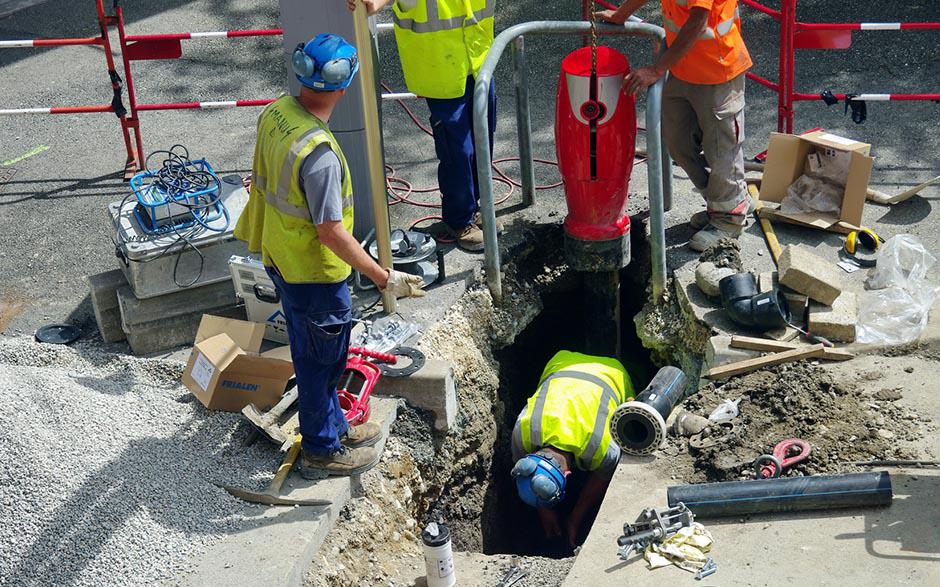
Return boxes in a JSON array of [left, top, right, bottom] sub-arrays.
[[181, 315, 294, 412], [759, 131, 874, 234]]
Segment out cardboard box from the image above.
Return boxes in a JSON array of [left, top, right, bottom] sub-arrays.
[[181, 315, 294, 412], [760, 131, 874, 233]]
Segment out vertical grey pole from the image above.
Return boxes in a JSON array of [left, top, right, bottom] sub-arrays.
[[661, 138, 673, 211], [512, 35, 535, 208], [646, 77, 667, 303], [473, 75, 502, 302]]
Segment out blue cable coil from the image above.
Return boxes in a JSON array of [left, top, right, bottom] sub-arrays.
[[130, 158, 226, 235]]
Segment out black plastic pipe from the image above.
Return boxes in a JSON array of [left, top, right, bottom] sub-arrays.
[[610, 366, 688, 456], [719, 272, 790, 331], [667, 472, 892, 518]]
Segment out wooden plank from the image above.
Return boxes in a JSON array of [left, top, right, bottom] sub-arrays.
[[750, 184, 783, 265], [705, 344, 827, 380], [730, 335, 854, 361]]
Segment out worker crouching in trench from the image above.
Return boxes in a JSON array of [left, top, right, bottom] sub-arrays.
[[511, 351, 636, 550]]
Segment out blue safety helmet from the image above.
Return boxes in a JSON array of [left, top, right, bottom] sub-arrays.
[[291, 33, 360, 91], [511, 453, 567, 509]]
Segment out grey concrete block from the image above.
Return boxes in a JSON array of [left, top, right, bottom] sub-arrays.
[[374, 359, 456, 432], [809, 292, 858, 343], [86, 269, 128, 343], [778, 245, 843, 305], [118, 280, 241, 355], [695, 262, 734, 298]]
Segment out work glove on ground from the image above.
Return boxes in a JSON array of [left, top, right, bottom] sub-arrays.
[[383, 270, 425, 298]]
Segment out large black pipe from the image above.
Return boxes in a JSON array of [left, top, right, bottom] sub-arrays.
[[719, 273, 790, 331], [667, 472, 892, 518], [610, 366, 688, 456]]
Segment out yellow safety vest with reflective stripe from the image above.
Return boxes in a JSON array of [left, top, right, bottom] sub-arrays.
[[234, 95, 354, 284], [392, 0, 495, 99], [518, 351, 635, 471], [661, 0, 752, 85]]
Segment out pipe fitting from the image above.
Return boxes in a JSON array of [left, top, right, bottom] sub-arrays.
[[718, 273, 790, 331]]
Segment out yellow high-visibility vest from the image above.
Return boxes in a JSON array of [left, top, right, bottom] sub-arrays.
[[518, 351, 635, 471], [235, 95, 354, 284], [392, 0, 495, 99]]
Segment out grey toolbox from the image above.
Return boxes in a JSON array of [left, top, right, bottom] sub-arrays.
[[109, 174, 249, 299], [228, 255, 289, 344]]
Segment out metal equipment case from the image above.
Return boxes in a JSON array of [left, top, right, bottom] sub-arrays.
[[109, 174, 249, 299], [228, 255, 289, 344]]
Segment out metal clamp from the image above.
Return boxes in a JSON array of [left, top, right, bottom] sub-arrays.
[[694, 558, 717, 580]]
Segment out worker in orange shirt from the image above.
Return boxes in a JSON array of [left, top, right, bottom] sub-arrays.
[[598, 1, 753, 251]]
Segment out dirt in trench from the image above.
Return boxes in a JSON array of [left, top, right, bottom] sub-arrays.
[[656, 360, 933, 484]]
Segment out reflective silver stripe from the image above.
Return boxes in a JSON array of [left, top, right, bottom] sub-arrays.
[[529, 370, 618, 462], [716, 8, 740, 37], [666, 7, 740, 40], [512, 412, 525, 454], [269, 127, 327, 220], [252, 174, 268, 193], [394, 2, 494, 34]]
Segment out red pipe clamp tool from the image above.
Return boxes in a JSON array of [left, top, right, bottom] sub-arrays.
[[754, 438, 812, 479], [337, 347, 397, 426]]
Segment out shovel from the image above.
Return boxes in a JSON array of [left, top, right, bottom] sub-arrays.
[[222, 435, 332, 507]]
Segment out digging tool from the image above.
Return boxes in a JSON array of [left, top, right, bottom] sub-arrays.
[[242, 386, 298, 447], [866, 175, 940, 205], [222, 435, 332, 507], [749, 184, 782, 265]]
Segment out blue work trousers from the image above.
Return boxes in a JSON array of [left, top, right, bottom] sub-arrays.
[[266, 268, 351, 456], [426, 75, 497, 231]]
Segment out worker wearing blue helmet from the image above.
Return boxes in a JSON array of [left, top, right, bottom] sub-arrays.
[[511, 351, 635, 547], [236, 33, 423, 478]]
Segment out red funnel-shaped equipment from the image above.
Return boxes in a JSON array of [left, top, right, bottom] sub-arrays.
[[555, 46, 637, 271]]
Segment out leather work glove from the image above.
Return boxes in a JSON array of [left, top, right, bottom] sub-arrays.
[[383, 270, 426, 299]]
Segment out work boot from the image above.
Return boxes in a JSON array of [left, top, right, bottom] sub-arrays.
[[474, 211, 504, 234], [451, 223, 485, 253], [299, 446, 381, 479], [689, 199, 756, 230], [342, 421, 383, 448], [688, 221, 744, 252]]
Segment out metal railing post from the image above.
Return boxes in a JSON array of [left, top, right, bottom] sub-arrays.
[[474, 21, 667, 303], [512, 35, 536, 207]]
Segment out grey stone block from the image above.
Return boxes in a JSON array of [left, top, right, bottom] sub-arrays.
[[118, 279, 241, 355], [374, 359, 456, 432], [778, 245, 843, 305], [758, 270, 809, 317], [86, 269, 128, 343], [809, 292, 858, 343]]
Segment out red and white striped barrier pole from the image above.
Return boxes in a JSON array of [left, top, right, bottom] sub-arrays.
[[0, 37, 102, 48]]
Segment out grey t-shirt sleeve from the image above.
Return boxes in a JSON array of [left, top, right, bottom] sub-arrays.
[[300, 143, 344, 225], [594, 442, 621, 479]]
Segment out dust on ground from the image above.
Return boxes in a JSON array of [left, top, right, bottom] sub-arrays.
[[659, 360, 932, 484], [698, 238, 744, 272]]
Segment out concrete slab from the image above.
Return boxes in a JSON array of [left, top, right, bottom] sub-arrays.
[[374, 358, 457, 432], [779, 245, 845, 306], [180, 397, 401, 587], [86, 269, 128, 343]]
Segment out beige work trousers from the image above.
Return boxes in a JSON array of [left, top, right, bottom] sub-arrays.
[[662, 72, 750, 226]]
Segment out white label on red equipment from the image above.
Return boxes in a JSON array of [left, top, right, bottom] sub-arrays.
[[191, 352, 215, 391]]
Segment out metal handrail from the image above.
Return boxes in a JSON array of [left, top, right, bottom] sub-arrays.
[[472, 21, 669, 303]]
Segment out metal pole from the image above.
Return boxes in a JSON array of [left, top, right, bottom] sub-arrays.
[[473, 20, 667, 303], [654, 39, 673, 213], [646, 74, 667, 303], [512, 36, 535, 208], [352, 4, 396, 313]]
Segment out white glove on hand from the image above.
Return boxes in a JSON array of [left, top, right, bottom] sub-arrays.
[[383, 270, 426, 298]]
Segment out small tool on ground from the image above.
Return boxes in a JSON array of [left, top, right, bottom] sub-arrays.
[[617, 503, 695, 560], [221, 434, 332, 507], [694, 558, 718, 580], [498, 556, 528, 587], [754, 438, 811, 479]]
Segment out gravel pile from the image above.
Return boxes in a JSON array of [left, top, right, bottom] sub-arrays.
[[0, 336, 281, 586]]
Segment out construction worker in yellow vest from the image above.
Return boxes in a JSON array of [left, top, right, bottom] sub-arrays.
[[598, 1, 753, 252], [235, 33, 424, 478], [348, 0, 496, 252], [511, 351, 635, 548]]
